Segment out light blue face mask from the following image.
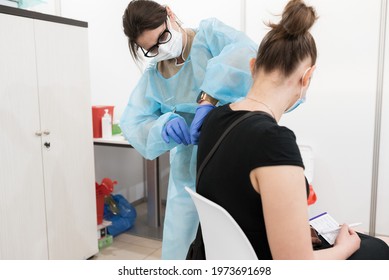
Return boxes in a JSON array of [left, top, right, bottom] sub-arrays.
[[284, 96, 306, 113], [284, 67, 311, 114]]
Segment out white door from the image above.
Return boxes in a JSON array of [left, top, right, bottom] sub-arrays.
[[34, 20, 98, 259], [0, 14, 49, 259]]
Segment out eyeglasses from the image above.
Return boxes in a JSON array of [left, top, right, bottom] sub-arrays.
[[140, 21, 172, 58]]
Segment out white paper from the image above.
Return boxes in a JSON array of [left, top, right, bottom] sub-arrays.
[[309, 212, 339, 245]]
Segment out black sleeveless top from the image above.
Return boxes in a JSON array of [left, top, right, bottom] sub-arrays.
[[197, 104, 307, 259]]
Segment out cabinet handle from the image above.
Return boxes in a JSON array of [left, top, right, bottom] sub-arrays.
[[43, 130, 50, 136], [35, 131, 43, 136]]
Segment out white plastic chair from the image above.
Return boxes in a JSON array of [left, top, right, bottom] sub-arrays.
[[185, 187, 258, 260]]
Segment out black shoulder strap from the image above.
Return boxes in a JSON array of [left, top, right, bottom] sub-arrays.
[[196, 111, 262, 186]]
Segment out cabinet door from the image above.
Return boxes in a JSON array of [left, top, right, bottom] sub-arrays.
[[0, 14, 49, 259], [33, 20, 98, 259]]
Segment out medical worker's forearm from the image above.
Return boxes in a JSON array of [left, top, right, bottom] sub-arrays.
[[121, 111, 179, 159]]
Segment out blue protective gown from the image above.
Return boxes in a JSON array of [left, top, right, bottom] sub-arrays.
[[120, 18, 258, 259]]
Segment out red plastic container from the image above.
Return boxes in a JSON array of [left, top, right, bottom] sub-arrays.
[[95, 178, 117, 224], [92, 106, 114, 138], [96, 192, 105, 225]]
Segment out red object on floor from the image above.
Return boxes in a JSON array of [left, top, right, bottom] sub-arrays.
[[96, 190, 105, 225], [95, 178, 117, 224]]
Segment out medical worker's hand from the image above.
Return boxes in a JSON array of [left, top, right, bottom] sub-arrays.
[[162, 117, 191, 145], [190, 104, 216, 145]]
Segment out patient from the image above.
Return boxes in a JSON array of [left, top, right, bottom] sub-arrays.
[[196, 0, 389, 259]]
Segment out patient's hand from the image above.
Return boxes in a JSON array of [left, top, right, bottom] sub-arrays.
[[334, 224, 361, 257]]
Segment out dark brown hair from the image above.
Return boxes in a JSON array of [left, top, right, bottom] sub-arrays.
[[255, 0, 318, 77], [122, 0, 167, 61]]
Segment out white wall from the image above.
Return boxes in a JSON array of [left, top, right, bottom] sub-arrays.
[[161, 0, 243, 32]]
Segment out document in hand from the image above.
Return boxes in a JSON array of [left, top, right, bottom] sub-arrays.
[[309, 212, 340, 245]]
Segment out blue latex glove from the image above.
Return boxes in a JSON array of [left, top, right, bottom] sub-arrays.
[[161, 117, 191, 145], [190, 104, 216, 145]]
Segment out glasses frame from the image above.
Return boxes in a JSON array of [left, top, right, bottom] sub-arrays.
[[140, 21, 172, 58]]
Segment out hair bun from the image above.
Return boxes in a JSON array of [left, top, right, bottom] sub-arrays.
[[279, 0, 317, 36]]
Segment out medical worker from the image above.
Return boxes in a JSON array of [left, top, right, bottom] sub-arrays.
[[120, 0, 257, 259]]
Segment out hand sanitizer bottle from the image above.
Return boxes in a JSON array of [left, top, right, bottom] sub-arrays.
[[101, 109, 112, 139]]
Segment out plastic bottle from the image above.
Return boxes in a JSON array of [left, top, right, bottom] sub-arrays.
[[101, 109, 112, 139]]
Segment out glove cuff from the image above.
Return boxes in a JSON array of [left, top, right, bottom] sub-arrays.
[[196, 104, 216, 111]]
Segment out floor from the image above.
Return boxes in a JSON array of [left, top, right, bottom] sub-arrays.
[[91, 233, 162, 260], [91, 201, 164, 260]]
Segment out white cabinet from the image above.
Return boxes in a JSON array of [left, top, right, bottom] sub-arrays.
[[0, 8, 98, 259]]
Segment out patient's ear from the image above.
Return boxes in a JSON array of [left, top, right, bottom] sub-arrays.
[[249, 58, 256, 77], [302, 65, 316, 87]]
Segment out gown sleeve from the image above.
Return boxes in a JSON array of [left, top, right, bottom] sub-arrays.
[[120, 71, 181, 160], [191, 18, 258, 104]]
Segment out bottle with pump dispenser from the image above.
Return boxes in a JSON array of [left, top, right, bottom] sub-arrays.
[[101, 109, 112, 139]]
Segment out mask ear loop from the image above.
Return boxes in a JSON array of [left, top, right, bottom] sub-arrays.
[[299, 67, 312, 99], [167, 16, 187, 66], [175, 33, 187, 66]]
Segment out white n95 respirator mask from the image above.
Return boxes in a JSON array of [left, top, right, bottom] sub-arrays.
[[154, 17, 183, 62]]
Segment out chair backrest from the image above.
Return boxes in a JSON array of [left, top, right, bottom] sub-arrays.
[[185, 187, 258, 260]]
